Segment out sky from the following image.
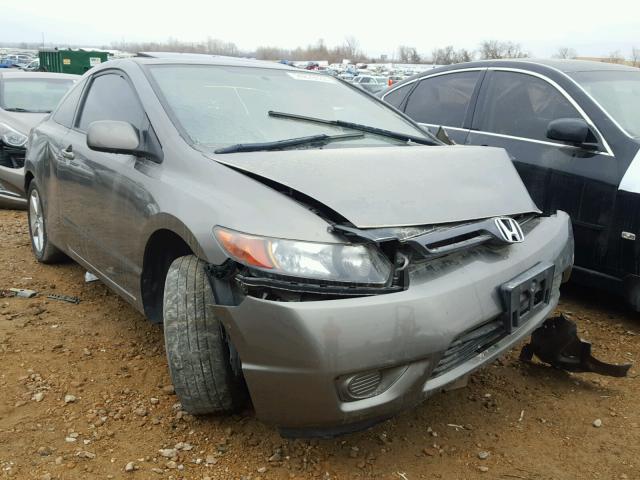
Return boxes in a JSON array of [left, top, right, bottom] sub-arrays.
[[1, 0, 639, 59]]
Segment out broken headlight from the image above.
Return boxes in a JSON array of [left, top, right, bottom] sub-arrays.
[[0, 123, 27, 148], [214, 227, 392, 285]]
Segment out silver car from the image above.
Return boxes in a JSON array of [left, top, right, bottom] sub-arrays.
[[0, 71, 77, 208], [25, 54, 573, 436]]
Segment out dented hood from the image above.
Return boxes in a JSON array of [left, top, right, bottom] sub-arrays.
[[0, 110, 48, 134], [213, 145, 539, 228]]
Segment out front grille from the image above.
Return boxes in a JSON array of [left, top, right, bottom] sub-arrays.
[[430, 317, 506, 378], [0, 145, 26, 168]]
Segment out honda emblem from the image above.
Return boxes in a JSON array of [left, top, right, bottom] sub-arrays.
[[495, 217, 524, 243]]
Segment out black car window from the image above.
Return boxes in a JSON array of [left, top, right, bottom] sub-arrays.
[[384, 84, 413, 109], [477, 71, 581, 141], [76, 73, 144, 132], [404, 71, 480, 127], [53, 79, 85, 128]]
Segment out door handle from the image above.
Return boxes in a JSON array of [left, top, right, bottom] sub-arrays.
[[61, 146, 75, 160]]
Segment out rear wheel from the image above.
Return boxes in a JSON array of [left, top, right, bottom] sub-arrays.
[[27, 182, 66, 264], [163, 255, 245, 414]]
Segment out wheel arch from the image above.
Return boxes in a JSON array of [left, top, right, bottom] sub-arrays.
[[140, 214, 211, 323]]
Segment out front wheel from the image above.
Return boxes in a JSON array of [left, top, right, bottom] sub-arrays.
[[27, 182, 66, 264], [163, 255, 246, 414]]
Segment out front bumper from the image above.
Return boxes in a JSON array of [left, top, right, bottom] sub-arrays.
[[213, 212, 573, 433], [0, 163, 26, 210]]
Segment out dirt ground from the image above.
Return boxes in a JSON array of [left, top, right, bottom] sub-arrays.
[[0, 210, 638, 480]]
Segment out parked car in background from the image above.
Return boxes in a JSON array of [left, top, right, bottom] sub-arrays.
[[25, 54, 572, 435], [352, 74, 388, 93], [21, 59, 40, 71], [0, 71, 77, 208], [0, 59, 18, 69], [381, 59, 640, 310]]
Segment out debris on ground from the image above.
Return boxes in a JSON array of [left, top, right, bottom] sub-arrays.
[[2, 288, 37, 298], [85, 271, 99, 283], [520, 314, 633, 377], [46, 293, 80, 304]]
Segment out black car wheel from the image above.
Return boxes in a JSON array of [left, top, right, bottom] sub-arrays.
[[27, 182, 66, 264], [163, 255, 246, 414]]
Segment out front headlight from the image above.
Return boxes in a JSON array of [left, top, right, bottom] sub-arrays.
[[0, 123, 28, 148], [214, 227, 392, 285]]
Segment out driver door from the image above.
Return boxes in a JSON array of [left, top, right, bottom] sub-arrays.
[[60, 70, 152, 298]]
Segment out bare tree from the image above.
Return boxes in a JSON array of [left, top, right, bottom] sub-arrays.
[[397, 45, 421, 63], [432, 46, 472, 65], [631, 47, 640, 67], [607, 50, 624, 64], [479, 40, 529, 59], [343, 36, 360, 60], [112, 37, 240, 56], [553, 47, 577, 59]]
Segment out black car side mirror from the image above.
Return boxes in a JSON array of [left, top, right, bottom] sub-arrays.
[[546, 118, 599, 150]]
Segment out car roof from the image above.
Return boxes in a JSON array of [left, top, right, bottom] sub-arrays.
[[490, 58, 639, 73], [132, 52, 295, 70], [0, 71, 79, 80], [417, 58, 639, 74]]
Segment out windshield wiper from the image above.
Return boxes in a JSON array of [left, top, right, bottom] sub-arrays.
[[268, 111, 441, 146], [214, 132, 364, 154], [3, 107, 50, 113]]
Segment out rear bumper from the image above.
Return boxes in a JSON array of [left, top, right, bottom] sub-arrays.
[[214, 212, 573, 432]]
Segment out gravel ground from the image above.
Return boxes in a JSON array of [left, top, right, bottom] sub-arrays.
[[0, 210, 638, 480]]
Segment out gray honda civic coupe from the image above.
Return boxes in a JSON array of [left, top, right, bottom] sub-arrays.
[[25, 53, 573, 436]]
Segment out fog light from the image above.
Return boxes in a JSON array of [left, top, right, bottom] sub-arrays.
[[347, 371, 382, 399], [337, 365, 408, 401]]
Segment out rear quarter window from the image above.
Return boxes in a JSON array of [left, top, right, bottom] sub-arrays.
[[404, 71, 480, 127], [383, 83, 413, 110]]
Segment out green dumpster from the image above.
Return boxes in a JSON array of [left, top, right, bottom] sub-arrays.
[[38, 49, 109, 75]]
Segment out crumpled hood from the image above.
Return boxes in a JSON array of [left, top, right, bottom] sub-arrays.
[[0, 110, 48, 134], [213, 145, 539, 228]]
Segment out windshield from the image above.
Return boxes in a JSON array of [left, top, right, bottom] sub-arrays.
[[569, 70, 640, 138], [1, 78, 75, 113], [147, 65, 428, 150]]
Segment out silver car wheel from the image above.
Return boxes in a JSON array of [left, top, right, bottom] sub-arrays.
[[29, 189, 44, 255]]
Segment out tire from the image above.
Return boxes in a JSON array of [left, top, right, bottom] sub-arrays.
[[27, 181, 66, 264], [163, 255, 245, 414]]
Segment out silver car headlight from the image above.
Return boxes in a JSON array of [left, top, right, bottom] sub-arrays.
[[0, 123, 28, 148], [214, 227, 392, 285]]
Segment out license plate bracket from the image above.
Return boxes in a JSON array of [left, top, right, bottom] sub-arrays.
[[500, 262, 555, 333]]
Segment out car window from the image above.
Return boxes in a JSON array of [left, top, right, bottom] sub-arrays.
[[570, 70, 640, 138], [53, 78, 86, 128], [477, 71, 581, 142], [384, 83, 414, 109], [77, 73, 144, 132], [404, 71, 480, 127]]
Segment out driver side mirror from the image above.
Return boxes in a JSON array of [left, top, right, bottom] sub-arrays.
[[546, 118, 599, 150], [87, 120, 163, 163], [87, 120, 141, 155]]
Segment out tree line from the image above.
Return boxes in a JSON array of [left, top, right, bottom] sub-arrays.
[[4, 38, 640, 67]]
